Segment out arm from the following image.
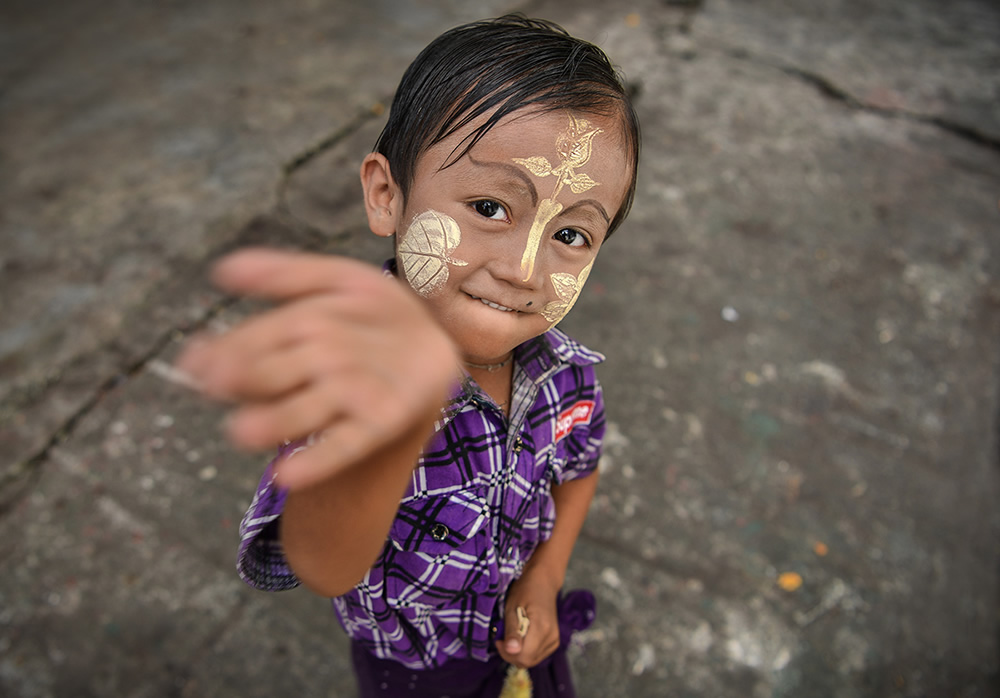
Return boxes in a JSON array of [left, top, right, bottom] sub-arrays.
[[279, 407, 439, 597], [498, 469, 600, 668]]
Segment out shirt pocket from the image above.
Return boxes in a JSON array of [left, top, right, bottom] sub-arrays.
[[383, 488, 496, 610]]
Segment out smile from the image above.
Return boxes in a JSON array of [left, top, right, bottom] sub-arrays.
[[469, 295, 518, 313]]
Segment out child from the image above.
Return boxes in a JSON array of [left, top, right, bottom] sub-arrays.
[[178, 14, 640, 698]]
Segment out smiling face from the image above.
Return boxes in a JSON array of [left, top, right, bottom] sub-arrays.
[[366, 109, 631, 366]]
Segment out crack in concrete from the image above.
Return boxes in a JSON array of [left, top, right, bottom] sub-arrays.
[[277, 103, 385, 194], [712, 43, 1000, 153], [0, 296, 238, 516], [0, 106, 389, 513], [273, 102, 389, 245]]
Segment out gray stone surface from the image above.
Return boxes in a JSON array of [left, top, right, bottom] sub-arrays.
[[698, 0, 1000, 142], [2, 0, 998, 696]]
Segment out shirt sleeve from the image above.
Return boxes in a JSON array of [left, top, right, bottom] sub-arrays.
[[555, 370, 606, 484], [236, 442, 303, 592]]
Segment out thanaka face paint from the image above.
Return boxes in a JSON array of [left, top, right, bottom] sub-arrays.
[[397, 210, 468, 297], [512, 113, 603, 282], [383, 109, 628, 367], [540, 259, 594, 325]]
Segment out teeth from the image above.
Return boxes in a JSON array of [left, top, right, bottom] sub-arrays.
[[473, 296, 516, 312]]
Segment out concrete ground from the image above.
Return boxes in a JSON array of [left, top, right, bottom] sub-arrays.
[[2, 0, 999, 696]]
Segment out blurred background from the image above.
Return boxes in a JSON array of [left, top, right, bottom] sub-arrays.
[[2, 0, 998, 695]]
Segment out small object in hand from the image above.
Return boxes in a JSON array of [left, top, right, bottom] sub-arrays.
[[516, 606, 530, 637], [500, 664, 533, 698], [500, 606, 533, 698]]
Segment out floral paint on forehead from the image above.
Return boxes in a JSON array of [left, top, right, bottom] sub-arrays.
[[514, 113, 603, 325], [398, 210, 468, 296]]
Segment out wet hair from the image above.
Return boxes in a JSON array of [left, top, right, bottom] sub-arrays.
[[374, 14, 640, 239]]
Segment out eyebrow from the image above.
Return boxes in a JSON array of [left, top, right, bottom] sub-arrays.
[[466, 155, 538, 206], [561, 198, 611, 225]]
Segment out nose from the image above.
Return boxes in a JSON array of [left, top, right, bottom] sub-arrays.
[[488, 227, 545, 290], [519, 199, 564, 282]]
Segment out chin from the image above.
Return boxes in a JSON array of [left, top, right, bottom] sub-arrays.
[[458, 335, 520, 363]]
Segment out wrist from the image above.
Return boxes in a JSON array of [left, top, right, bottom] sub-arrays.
[[521, 549, 566, 592]]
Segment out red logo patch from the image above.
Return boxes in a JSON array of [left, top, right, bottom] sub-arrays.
[[554, 400, 595, 443]]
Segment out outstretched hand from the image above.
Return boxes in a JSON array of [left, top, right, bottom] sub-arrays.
[[176, 248, 459, 490]]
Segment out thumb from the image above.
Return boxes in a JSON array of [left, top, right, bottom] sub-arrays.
[[502, 605, 528, 654], [502, 633, 522, 655]]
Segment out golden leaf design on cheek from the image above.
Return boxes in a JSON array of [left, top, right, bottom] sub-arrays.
[[540, 261, 594, 324], [398, 210, 468, 297]]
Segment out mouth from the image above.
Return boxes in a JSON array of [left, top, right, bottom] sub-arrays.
[[468, 294, 520, 313]]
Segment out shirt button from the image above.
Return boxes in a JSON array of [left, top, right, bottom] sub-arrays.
[[431, 523, 450, 541]]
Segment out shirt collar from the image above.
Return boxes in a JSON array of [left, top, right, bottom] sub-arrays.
[[515, 328, 605, 382], [436, 330, 604, 429]]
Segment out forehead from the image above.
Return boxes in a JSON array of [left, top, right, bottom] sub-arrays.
[[420, 109, 633, 209]]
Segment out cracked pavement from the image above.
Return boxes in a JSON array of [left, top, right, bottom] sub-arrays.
[[2, 0, 999, 695]]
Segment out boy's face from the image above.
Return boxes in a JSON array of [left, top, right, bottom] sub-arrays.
[[390, 109, 631, 365]]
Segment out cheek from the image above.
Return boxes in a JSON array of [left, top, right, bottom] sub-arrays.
[[397, 210, 469, 297], [540, 260, 594, 324]]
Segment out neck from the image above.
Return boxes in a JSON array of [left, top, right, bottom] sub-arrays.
[[463, 353, 513, 373], [463, 354, 514, 415]]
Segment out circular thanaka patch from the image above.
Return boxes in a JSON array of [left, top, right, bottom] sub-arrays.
[[398, 210, 467, 296]]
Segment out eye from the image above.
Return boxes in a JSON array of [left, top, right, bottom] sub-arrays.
[[553, 228, 589, 248], [473, 199, 508, 221]]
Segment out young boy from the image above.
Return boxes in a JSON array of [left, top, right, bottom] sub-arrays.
[[178, 15, 640, 697]]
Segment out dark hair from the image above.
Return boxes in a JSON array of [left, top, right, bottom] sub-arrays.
[[374, 14, 640, 239]]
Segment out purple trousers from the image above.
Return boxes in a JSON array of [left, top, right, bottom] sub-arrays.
[[351, 590, 596, 698]]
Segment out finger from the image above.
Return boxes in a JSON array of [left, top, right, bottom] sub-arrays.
[[212, 248, 390, 302], [173, 334, 213, 386], [495, 639, 520, 667], [217, 341, 344, 403], [225, 378, 351, 450], [495, 643, 517, 667], [177, 302, 334, 399], [272, 419, 394, 490], [226, 364, 417, 453], [519, 625, 560, 668]]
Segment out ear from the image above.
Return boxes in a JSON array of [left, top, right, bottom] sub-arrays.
[[360, 153, 402, 238]]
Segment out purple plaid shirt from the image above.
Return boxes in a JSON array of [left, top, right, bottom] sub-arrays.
[[236, 328, 605, 670]]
